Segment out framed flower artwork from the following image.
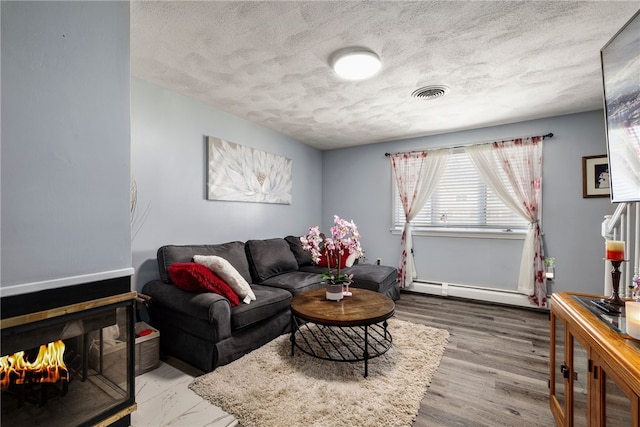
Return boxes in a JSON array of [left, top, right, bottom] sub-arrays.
[[206, 136, 292, 204]]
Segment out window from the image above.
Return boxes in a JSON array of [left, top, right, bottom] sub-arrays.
[[392, 149, 530, 232]]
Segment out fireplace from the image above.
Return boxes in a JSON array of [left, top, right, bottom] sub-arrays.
[[1, 277, 136, 427]]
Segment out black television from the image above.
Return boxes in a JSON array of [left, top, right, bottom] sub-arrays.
[[600, 9, 640, 203]]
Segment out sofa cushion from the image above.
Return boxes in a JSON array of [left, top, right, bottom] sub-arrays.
[[259, 271, 325, 295], [194, 255, 256, 303], [345, 252, 358, 267], [230, 284, 291, 331], [167, 262, 241, 307], [245, 238, 299, 282], [157, 242, 252, 284], [344, 264, 397, 293], [285, 235, 313, 267], [299, 264, 397, 293]]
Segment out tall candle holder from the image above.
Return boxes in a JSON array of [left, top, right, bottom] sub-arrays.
[[604, 240, 626, 305], [605, 260, 626, 306]]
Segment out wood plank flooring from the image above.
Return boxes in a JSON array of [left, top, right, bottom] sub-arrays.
[[395, 291, 555, 427], [157, 291, 556, 426]]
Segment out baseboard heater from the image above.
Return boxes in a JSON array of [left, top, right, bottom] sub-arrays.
[[407, 279, 549, 309]]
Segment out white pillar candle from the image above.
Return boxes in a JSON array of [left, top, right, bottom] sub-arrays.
[[606, 240, 626, 261], [626, 301, 640, 339]]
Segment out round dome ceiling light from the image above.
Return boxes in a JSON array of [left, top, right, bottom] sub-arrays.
[[411, 85, 450, 100], [331, 48, 382, 81]]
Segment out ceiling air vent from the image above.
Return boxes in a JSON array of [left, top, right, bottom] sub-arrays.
[[411, 85, 449, 100]]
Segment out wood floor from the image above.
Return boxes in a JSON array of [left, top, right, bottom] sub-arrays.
[[159, 291, 556, 426], [395, 291, 555, 427]]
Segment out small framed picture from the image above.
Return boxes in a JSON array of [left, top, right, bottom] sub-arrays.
[[582, 155, 611, 198]]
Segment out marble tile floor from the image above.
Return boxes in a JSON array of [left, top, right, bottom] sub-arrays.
[[132, 361, 238, 427]]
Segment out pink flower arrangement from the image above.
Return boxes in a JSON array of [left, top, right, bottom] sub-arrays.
[[300, 215, 364, 285]]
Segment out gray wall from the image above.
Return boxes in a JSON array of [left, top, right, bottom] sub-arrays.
[[130, 78, 323, 291], [322, 111, 614, 296], [1, 1, 132, 294], [0, 1, 616, 301]]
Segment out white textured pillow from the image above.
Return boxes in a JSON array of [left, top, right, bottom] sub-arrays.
[[345, 252, 358, 268], [193, 255, 256, 304]]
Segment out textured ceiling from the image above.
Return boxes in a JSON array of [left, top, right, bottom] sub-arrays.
[[131, 1, 639, 150]]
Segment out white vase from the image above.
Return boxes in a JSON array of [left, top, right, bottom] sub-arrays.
[[325, 283, 343, 301]]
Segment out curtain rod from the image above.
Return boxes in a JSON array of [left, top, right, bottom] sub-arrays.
[[384, 132, 554, 157]]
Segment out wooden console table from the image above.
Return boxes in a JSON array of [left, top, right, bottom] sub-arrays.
[[550, 292, 640, 426]]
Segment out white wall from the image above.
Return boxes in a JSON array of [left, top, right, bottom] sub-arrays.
[[130, 78, 323, 291], [1, 1, 132, 295], [322, 111, 615, 300]]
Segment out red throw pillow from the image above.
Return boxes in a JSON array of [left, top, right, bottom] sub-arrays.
[[316, 250, 350, 268], [168, 262, 241, 307]]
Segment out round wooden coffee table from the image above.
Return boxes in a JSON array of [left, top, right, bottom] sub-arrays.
[[290, 287, 395, 377]]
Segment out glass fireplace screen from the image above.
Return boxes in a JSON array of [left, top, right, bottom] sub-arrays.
[[1, 299, 135, 426]]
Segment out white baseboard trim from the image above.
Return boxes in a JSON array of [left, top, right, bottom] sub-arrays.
[[0, 268, 135, 297], [405, 280, 549, 310]]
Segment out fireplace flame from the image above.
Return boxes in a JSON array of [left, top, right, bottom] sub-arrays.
[[0, 340, 70, 390]]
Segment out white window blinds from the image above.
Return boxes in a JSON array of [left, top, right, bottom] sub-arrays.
[[393, 149, 530, 230]]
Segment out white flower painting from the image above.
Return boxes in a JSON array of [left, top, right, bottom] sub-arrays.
[[206, 137, 292, 204]]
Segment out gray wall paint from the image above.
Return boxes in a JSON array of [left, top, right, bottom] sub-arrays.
[[322, 111, 614, 296], [0, 1, 616, 301], [130, 78, 323, 291], [1, 1, 131, 291]]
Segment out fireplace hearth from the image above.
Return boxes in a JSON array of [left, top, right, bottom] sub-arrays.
[[1, 277, 136, 427]]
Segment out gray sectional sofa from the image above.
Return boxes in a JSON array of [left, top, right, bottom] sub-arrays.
[[142, 236, 399, 372]]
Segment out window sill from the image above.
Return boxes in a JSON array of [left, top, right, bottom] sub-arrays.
[[390, 227, 527, 240]]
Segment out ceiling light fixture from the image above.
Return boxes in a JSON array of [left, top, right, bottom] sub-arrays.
[[331, 48, 382, 81]]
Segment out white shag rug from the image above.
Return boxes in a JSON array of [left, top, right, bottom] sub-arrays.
[[189, 318, 449, 427]]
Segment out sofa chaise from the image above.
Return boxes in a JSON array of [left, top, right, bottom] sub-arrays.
[[142, 236, 399, 372]]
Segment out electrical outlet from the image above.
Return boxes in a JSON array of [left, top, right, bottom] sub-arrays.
[[376, 258, 381, 265]]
